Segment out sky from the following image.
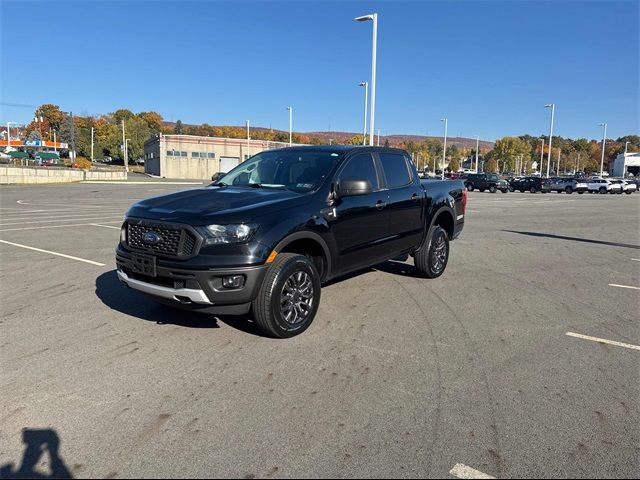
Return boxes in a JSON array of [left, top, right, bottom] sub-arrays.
[[1, 0, 638, 141]]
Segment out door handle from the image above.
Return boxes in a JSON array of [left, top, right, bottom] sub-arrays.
[[376, 200, 387, 210], [411, 193, 420, 202]]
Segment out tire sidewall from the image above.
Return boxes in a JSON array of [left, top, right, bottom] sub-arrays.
[[426, 226, 449, 278], [267, 256, 321, 338]]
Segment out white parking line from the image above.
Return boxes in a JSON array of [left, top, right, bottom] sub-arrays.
[[0, 215, 123, 226], [0, 240, 106, 266], [609, 283, 640, 291], [566, 332, 640, 351], [0, 221, 121, 232], [0, 211, 125, 221], [90, 223, 121, 230], [449, 463, 495, 479], [631, 258, 640, 262]]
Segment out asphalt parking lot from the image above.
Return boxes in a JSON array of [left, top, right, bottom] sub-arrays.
[[1, 182, 638, 479]]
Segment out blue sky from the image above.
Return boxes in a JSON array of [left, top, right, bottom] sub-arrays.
[[1, 1, 638, 141]]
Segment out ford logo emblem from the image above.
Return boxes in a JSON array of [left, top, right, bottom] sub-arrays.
[[142, 231, 161, 245]]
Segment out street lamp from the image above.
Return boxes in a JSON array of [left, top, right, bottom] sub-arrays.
[[125, 138, 130, 167], [598, 123, 607, 177], [355, 13, 378, 147], [286, 106, 292, 146], [545, 104, 555, 178], [246, 120, 250, 159], [440, 118, 448, 179], [623, 141, 630, 177], [358, 82, 368, 145], [475, 135, 480, 172], [538, 138, 545, 175]]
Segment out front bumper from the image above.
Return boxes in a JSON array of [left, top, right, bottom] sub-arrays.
[[116, 249, 268, 315]]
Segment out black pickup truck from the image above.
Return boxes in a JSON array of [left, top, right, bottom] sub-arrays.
[[116, 146, 466, 337]]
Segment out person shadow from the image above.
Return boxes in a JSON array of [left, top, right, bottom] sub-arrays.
[[0, 429, 72, 479]]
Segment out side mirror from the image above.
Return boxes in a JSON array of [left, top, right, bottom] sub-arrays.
[[337, 179, 373, 197]]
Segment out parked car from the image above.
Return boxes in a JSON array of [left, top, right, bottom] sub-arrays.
[[116, 146, 466, 338], [509, 176, 548, 193], [465, 173, 509, 193], [587, 178, 622, 194], [621, 179, 638, 194], [546, 177, 588, 194]]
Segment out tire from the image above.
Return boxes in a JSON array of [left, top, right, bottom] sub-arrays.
[[414, 225, 450, 279], [578, 191, 584, 194], [519, 189, 525, 193], [467, 184, 474, 192], [489, 186, 496, 193], [501, 189, 508, 193], [508, 186, 514, 192], [565, 187, 573, 194], [626, 191, 633, 195], [479, 188, 485, 192], [252, 253, 321, 338], [530, 187, 536, 193], [599, 187, 606, 194]]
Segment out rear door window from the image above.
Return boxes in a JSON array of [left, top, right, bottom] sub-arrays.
[[378, 152, 412, 189]]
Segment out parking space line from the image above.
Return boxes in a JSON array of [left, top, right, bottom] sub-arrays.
[[0, 240, 106, 266], [631, 258, 640, 262], [1, 211, 126, 221], [90, 223, 121, 230], [0, 221, 122, 232], [609, 283, 640, 291], [565, 332, 640, 351], [449, 463, 495, 479], [0, 216, 123, 226]]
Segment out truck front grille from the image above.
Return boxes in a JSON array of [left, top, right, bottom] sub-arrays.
[[127, 222, 198, 257]]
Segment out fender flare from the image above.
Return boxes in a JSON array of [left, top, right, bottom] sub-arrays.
[[272, 231, 333, 280], [425, 205, 456, 241]]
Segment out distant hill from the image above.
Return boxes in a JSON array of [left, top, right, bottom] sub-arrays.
[[161, 121, 494, 149]]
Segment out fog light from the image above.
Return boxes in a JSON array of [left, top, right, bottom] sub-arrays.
[[222, 275, 245, 289]]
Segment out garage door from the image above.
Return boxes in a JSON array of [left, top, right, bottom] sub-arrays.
[[220, 156, 240, 172]]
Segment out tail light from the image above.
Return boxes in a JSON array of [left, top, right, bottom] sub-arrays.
[[462, 187, 468, 215]]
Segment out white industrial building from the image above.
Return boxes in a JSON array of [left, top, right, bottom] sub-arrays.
[[610, 152, 640, 177], [143, 134, 298, 179]]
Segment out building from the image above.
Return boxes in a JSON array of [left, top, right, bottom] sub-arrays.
[[610, 152, 640, 177], [143, 134, 297, 179]]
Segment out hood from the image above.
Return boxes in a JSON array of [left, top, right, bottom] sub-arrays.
[[126, 185, 307, 224]]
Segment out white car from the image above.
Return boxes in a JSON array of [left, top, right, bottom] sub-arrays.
[[621, 180, 638, 195], [587, 178, 622, 194]]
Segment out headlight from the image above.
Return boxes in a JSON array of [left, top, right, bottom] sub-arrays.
[[197, 224, 258, 245], [120, 223, 127, 244]]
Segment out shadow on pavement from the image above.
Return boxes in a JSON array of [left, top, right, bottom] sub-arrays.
[[95, 270, 266, 337], [0, 429, 72, 479], [503, 230, 640, 250]]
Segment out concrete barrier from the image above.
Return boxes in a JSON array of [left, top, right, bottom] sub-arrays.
[[0, 166, 127, 184]]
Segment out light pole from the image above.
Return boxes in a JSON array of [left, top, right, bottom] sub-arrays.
[[246, 120, 250, 159], [359, 82, 368, 145], [6, 121, 14, 149], [598, 123, 607, 177], [286, 106, 292, 146], [53, 129, 57, 153], [623, 141, 630, 177], [475, 135, 479, 173], [377, 129, 380, 146], [355, 13, 377, 147], [539, 138, 544, 175], [545, 103, 555, 178], [91, 126, 94, 162], [440, 118, 448, 179], [125, 138, 130, 168]]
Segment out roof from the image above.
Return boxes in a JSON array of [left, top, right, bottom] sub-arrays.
[[35, 152, 60, 159], [270, 145, 406, 154], [8, 151, 29, 158]]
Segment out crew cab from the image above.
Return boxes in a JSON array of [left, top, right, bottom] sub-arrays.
[[116, 146, 466, 338]]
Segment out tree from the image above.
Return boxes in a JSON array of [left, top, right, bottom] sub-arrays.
[[486, 159, 498, 173], [174, 120, 184, 134], [137, 111, 163, 132], [448, 158, 460, 172], [35, 104, 65, 131], [112, 109, 135, 124], [28, 130, 42, 141], [346, 135, 365, 145], [491, 137, 531, 172]]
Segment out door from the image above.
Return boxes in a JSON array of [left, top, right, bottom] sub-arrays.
[[377, 152, 424, 254], [220, 156, 240, 172], [330, 152, 390, 274]]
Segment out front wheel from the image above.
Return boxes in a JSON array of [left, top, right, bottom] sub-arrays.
[[530, 187, 537, 193], [599, 187, 607, 194], [565, 187, 573, 194], [489, 185, 496, 193], [626, 190, 633, 195], [467, 184, 474, 192], [252, 253, 321, 338], [414, 225, 449, 279]]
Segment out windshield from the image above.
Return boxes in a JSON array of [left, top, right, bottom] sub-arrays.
[[217, 149, 342, 193]]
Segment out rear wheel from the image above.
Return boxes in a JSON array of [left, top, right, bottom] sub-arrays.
[[565, 186, 573, 194], [530, 187, 536, 193], [599, 187, 607, 194], [489, 185, 496, 193], [414, 225, 449, 279], [467, 184, 474, 192], [626, 190, 633, 195], [252, 253, 321, 338]]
